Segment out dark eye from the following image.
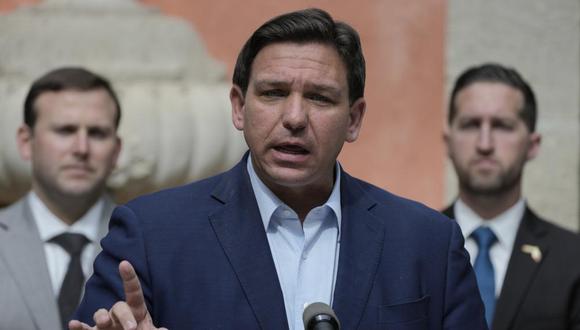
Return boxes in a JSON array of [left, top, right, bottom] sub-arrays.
[[88, 127, 111, 139], [261, 89, 287, 98], [492, 121, 515, 131], [54, 125, 77, 135], [306, 93, 334, 105], [458, 120, 479, 130]]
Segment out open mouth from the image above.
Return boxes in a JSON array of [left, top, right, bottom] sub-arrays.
[[274, 144, 309, 155]]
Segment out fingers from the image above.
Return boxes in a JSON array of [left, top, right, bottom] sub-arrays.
[[110, 302, 138, 330], [68, 319, 95, 330], [94, 308, 115, 329], [118, 260, 148, 322], [70, 261, 152, 330], [94, 304, 138, 330]]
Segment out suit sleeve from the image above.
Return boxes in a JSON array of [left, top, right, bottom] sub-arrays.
[[443, 220, 488, 330], [570, 261, 580, 329], [75, 205, 152, 325]]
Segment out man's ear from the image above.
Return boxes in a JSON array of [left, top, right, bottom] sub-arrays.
[[111, 135, 122, 168], [16, 125, 33, 161], [526, 132, 542, 161], [230, 85, 245, 131], [345, 98, 366, 143], [442, 126, 451, 156]]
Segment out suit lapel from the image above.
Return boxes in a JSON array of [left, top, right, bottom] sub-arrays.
[[442, 205, 454, 219], [332, 172, 385, 330], [208, 158, 288, 330], [492, 207, 548, 330], [95, 195, 115, 255], [0, 198, 61, 329], [88, 195, 115, 276]]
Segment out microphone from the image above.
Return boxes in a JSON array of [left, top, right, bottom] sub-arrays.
[[303, 302, 340, 330]]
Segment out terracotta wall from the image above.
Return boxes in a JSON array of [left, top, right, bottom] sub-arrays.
[[0, 0, 446, 208]]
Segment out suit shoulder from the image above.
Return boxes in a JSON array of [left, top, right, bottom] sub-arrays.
[[534, 216, 580, 251], [114, 173, 232, 229], [0, 197, 24, 213], [125, 172, 225, 208], [349, 176, 453, 227], [0, 198, 26, 224], [346, 176, 464, 259]]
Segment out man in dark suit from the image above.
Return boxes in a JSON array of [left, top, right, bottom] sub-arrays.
[[0, 67, 121, 330], [70, 8, 486, 330], [443, 63, 580, 330]]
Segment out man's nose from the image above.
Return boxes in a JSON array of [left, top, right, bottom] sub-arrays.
[[72, 131, 89, 156], [476, 125, 493, 154], [282, 95, 307, 132]]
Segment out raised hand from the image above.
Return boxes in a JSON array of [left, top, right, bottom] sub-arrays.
[[68, 261, 167, 330]]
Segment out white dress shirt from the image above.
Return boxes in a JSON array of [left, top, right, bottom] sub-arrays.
[[454, 198, 525, 296], [29, 191, 104, 296], [247, 155, 341, 330]]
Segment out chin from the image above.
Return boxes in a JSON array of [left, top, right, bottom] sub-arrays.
[[59, 182, 102, 197], [467, 181, 505, 195], [267, 169, 316, 187]]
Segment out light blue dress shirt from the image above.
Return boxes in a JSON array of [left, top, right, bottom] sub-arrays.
[[247, 155, 342, 330]]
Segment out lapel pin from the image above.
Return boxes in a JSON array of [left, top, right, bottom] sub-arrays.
[[521, 244, 542, 263]]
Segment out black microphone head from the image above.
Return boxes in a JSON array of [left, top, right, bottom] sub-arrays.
[[303, 302, 340, 330]]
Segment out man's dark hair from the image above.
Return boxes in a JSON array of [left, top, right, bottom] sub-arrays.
[[24, 67, 122, 128], [233, 8, 365, 105], [448, 63, 537, 132]]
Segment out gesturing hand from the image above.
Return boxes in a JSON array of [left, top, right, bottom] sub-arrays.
[[69, 260, 167, 330]]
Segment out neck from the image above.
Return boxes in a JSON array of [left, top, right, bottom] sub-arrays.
[[458, 185, 522, 220], [33, 187, 100, 226]]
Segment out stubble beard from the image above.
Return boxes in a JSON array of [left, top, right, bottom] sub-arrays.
[[457, 163, 523, 197]]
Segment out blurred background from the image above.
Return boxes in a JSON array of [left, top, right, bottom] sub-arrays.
[[0, 0, 578, 230]]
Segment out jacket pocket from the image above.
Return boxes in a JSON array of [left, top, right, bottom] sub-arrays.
[[379, 295, 430, 324]]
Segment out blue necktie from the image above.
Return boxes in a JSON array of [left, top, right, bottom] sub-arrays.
[[472, 226, 497, 327]]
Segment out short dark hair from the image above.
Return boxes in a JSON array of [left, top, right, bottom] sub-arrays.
[[233, 8, 365, 105], [448, 63, 537, 132], [24, 67, 122, 128]]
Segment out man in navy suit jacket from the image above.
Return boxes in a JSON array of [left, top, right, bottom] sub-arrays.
[[442, 63, 580, 330], [71, 8, 487, 330]]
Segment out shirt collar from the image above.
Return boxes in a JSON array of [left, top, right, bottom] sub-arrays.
[[454, 197, 525, 249], [246, 154, 342, 231], [29, 191, 104, 243]]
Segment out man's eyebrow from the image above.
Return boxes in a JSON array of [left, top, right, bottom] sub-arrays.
[[50, 122, 114, 130], [253, 79, 290, 89], [304, 82, 342, 97], [253, 79, 342, 95], [50, 122, 78, 128], [456, 113, 522, 123]]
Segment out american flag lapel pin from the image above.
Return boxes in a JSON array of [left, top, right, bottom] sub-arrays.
[[521, 244, 542, 263]]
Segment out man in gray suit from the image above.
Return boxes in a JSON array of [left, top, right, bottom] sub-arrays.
[[0, 67, 122, 330]]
